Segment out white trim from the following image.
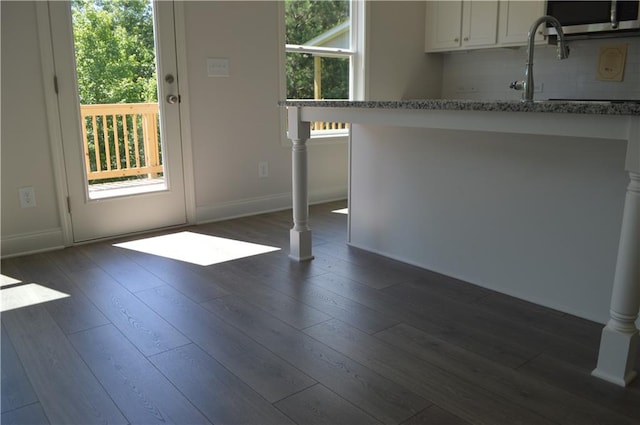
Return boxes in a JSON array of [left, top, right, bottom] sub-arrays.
[[285, 44, 353, 57], [36, 2, 74, 247], [173, 1, 196, 225], [354, 0, 368, 100], [195, 187, 348, 225], [309, 130, 349, 145], [1, 228, 66, 259], [278, 1, 288, 148]]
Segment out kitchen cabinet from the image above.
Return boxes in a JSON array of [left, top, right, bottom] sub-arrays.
[[425, 1, 498, 52], [425, 0, 545, 52], [498, 0, 546, 46]]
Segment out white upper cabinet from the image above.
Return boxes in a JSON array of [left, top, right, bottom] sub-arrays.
[[424, 1, 464, 51], [425, 1, 498, 52], [498, 1, 546, 46], [426, 0, 545, 52], [461, 1, 499, 48]]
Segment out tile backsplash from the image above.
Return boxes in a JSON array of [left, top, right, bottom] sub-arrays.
[[440, 36, 640, 101]]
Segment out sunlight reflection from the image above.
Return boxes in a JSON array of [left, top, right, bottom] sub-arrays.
[[1, 282, 70, 312], [332, 208, 348, 215], [113, 231, 281, 266], [1, 274, 22, 288]]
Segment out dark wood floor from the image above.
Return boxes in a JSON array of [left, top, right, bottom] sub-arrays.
[[2, 200, 640, 425]]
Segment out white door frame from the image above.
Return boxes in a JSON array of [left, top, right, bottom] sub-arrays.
[[36, 1, 195, 246]]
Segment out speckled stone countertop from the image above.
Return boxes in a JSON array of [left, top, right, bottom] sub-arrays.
[[279, 99, 640, 116]]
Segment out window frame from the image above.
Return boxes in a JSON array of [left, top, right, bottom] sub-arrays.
[[279, 0, 366, 146]]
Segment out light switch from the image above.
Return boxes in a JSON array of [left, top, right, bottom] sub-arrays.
[[207, 58, 229, 77]]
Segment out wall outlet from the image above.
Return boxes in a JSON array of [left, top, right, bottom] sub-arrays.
[[456, 84, 477, 94], [19, 186, 36, 208], [258, 161, 269, 178]]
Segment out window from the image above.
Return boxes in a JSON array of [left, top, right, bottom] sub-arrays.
[[282, 0, 364, 138]]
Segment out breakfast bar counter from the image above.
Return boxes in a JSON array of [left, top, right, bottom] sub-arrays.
[[281, 99, 640, 388]]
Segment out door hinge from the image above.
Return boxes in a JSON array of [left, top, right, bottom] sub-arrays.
[[54, 75, 59, 94], [66, 196, 71, 214]]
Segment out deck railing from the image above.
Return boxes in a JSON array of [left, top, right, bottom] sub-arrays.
[[311, 121, 349, 131], [80, 103, 347, 182], [80, 103, 163, 182]]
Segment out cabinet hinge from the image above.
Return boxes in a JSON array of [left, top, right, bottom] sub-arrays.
[[66, 196, 71, 214], [54, 75, 59, 94]]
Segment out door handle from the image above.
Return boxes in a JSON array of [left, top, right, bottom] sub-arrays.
[[166, 94, 179, 104]]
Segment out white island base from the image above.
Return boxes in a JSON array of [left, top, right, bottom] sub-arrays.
[[285, 104, 640, 387]]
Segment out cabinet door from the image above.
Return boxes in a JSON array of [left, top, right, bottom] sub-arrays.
[[498, 1, 545, 46], [461, 1, 498, 47], [425, 0, 463, 51]]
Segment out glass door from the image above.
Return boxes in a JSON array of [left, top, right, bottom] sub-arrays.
[[47, 0, 186, 242]]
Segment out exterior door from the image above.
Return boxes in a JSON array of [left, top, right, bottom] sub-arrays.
[[47, 0, 186, 242]]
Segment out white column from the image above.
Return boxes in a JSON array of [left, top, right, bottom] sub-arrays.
[[592, 118, 640, 387], [287, 107, 313, 261]]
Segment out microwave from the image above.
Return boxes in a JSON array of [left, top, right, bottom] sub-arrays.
[[545, 0, 640, 35]]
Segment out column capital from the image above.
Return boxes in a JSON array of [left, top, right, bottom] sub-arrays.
[[287, 107, 311, 142]]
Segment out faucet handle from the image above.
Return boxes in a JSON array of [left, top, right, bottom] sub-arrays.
[[509, 80, 525, 91]]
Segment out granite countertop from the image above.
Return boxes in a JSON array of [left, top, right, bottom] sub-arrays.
[[279, 99, 640, 116]]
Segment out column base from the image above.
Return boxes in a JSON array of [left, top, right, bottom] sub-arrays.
[[592, 324, 639, 387], [289, 228, 314, 262]]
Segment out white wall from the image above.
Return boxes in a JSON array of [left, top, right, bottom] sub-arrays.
[[1, 1, 65, 255], [441, 36, 640, 101], [367, 1, 442, 100], [1, 1, 436, 257], [183, 1, 348, 223], [349, 124, 629, 324], [184, 1, 441, 223]]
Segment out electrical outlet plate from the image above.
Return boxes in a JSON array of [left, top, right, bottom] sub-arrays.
[[258, 161, 269, 178], [456, 85, 477, 93], [19, 186, 36, 208]]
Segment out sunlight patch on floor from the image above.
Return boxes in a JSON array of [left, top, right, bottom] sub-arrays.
[[113, 231, 281, 266], [1, 274, 22, 288], [1, 276, 70, 312], [332, 208, 348, 215]]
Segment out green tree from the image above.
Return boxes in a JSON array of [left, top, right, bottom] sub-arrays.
[[72, 0, 158, 181], [285, 0, 349, 100], [71, 0, 157, 105]]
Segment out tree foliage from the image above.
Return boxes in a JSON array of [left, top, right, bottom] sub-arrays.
[[71, 0, 157, 105], [285, 0, 349, 100], [72, 0, 349, 102]]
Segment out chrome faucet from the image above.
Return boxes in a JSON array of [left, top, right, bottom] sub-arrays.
[[510, 15, 570, 102]]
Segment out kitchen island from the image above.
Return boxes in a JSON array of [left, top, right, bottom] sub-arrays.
[[282, 99, 640, 387]]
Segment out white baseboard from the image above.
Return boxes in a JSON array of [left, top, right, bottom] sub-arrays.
[[1, 188, 348, 258], [196, 186, 347, 225], [1, 228, 65, 259]]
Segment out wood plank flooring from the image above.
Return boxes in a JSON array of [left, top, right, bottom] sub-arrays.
[[2, 200, 640, 425]]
